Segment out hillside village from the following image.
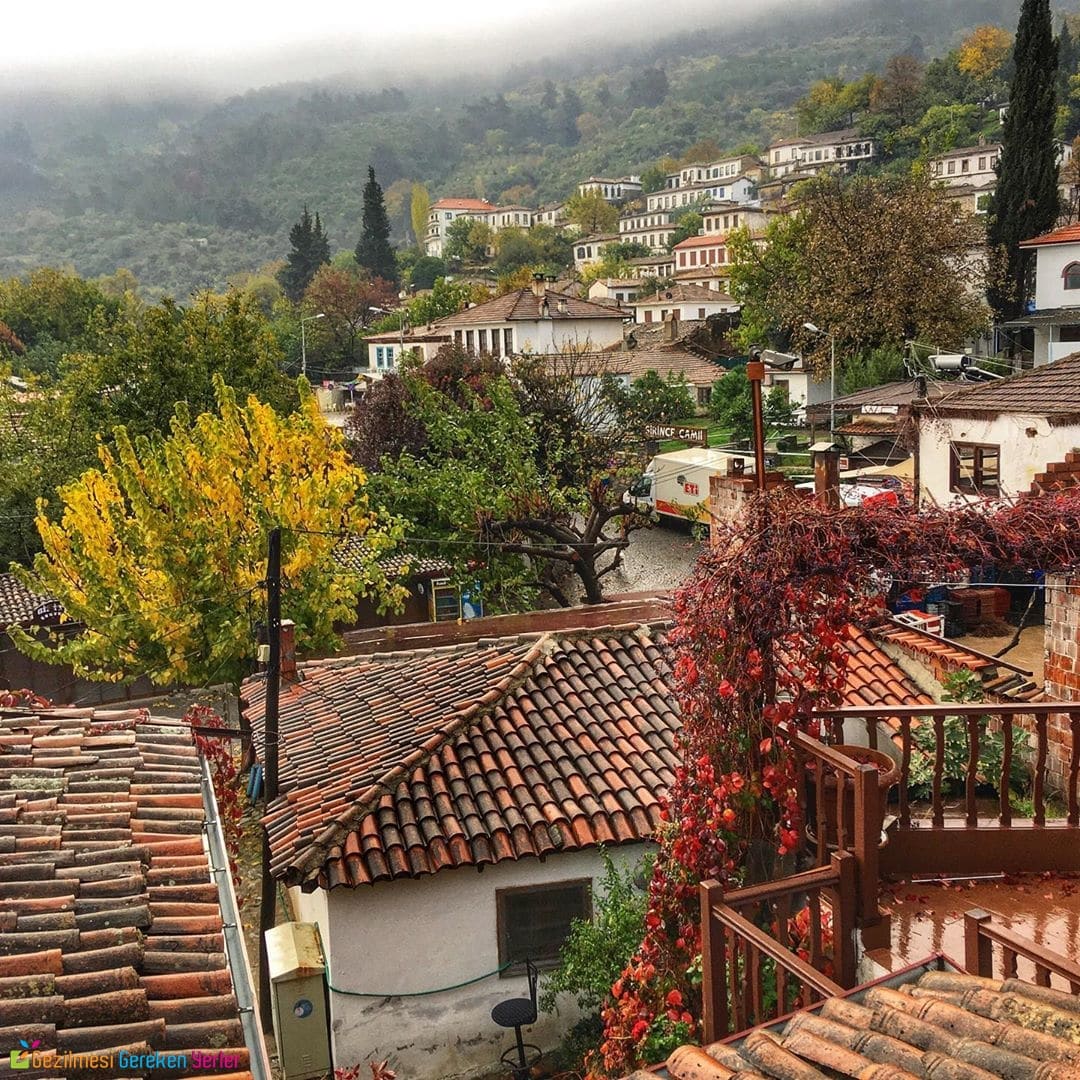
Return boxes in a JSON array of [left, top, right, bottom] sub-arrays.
[[14, 4, 1080, 1080]]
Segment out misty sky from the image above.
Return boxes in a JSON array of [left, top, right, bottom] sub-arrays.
[[6, 0, 763, 93]]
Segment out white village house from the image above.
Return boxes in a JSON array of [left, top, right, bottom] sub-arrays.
[[632, 282, 739, 324], [1011, 222, 1080, 366], [915, 352, 1080, 505], [766, 128, 876, 179]]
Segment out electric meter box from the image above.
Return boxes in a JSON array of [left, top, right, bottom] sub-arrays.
[[265, 922, 332, 1080]]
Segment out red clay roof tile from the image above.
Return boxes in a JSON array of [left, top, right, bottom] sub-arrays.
[[0, 709, 254, 1075], [246, 621, 928, 889]]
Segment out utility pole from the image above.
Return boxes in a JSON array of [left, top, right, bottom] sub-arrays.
[[747, 349, 766, 491], [258, 526, 281, 1034]]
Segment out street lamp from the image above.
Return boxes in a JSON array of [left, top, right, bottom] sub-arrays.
[[803, 321, 837, 435], [300, 312, 325, 378]]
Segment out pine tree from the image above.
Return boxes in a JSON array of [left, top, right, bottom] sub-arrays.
[[355, 167, 398, 285], [988, 0, 1059, 322], [278, 206, 330, 303]]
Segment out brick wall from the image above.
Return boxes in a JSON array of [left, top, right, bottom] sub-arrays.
[[1038, 572, 1080, 789], [709, 471, 794, 536]]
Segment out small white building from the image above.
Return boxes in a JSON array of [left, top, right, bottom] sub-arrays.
[[626, 253, 676, 279], [617, 208, 676, 252], [915, 353, 1080, 505], [492, 205, 535, 229], [439, 279, 628, 355], [536, 201, 570, 229], [572, 233, 620, 270], [672, 234, 734, 276], [700, 201, 778, 236], [632, 282, 739, 324], [364, 325, 453, 374], [645, 176, 756, 212], [425, 197, 498, 257], [587, 278, 643, 305], [249, 614, 680, 1080], [669, 154, 764, 189], [577, 175, 643, 203], [762, 360, 832, 422], [767, 129, 876, 179], [929, 142, 1001, 189], [1015, 222, 1080, 366]]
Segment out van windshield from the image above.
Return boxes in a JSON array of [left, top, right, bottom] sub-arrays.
[[628, 475, 652, 497]]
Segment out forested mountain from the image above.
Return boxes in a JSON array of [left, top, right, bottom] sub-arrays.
[[0, 0, 1068, 298]]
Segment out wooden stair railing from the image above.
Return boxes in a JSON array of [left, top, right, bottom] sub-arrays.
[[700, 851, 856, 1042]]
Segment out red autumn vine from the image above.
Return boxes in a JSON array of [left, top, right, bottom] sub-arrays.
[[187, 704, 245, 907], [594, 488, 1080, 1077]]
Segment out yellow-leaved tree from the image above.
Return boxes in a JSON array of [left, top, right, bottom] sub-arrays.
[[11, 375, 406, 688]]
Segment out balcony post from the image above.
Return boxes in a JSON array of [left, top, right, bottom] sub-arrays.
[[964, 909, 994, 977], [852, 763, 881, 927], [700, 879, 728, 1042]]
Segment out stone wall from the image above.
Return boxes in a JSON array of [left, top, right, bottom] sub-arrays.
[[709, 470, 793, 536], [1037, 572, 1079, 789]]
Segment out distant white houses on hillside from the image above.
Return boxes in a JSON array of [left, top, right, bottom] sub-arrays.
[[767, 129, 876, 179], [424, 197, 497, 257], [577, 175, 643, 204], [632, 282, 739, 324], [617, 208, 676, 252], [645, 175, 757, 212], [572, 233, 620, 271], [664, 154, 765, 190], [587, 278, 643, 305]]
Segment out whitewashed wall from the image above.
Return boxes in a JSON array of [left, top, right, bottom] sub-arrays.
[[917, 412, 1080, 506], [293, 844, 650, 1080]]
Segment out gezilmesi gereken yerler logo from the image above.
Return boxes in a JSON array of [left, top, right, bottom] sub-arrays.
[[10, 1038, 41, 1069]]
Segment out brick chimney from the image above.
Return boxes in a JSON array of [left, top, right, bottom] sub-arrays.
[[812, 444, 841, 509], [280, 619, 297, 679], [1040, 573, 1080, 787]]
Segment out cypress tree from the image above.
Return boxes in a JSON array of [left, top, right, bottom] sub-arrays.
[[988, 0, 1059, 322], [355, 167, 398, 285], [1059, 19, 1077, 101], [278, 206, 330, 302]]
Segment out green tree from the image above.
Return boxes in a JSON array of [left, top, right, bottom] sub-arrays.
[[669, 211, 704, 250], [443, 217, 494, 264], [628, 68, 669, 108], [355, 167, 398, 285], [624, 371, 695, 421], [408, 255, 447, 289], [540, 849, 649, 1015], [278, 207, 331, 303], [839, 345, 907, 394], [410, 183, 431, 247], [565, 191, 619, 235], [729, 173, 987, 365], [988, 0, 1059, 322], [708, 367, 753, 441], [11, 378, 405, 688]]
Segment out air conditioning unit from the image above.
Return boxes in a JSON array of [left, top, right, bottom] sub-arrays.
[[697, 228, 707, 236]]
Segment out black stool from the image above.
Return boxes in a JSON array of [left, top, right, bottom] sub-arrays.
[[491, 958, 541, 1080]]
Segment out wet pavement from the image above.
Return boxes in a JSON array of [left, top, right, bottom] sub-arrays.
[[868, 873, 1080, 982]]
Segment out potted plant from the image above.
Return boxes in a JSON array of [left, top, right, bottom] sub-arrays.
[[806, 745, 900, 848]]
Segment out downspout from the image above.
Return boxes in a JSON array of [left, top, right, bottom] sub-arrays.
[[200, 755, 273, 1080]]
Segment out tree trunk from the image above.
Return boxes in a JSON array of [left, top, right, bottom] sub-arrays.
[[574, 552, 606, 605]]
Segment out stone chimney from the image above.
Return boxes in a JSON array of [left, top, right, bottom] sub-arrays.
[[1040, 572, 1080, 787], [664, 312, 680, 342], [531, 272, 546, 299], [280, 619, 297, 679], [557, 298, 568, 315]]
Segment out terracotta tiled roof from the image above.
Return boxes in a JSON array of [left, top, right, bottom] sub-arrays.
[[0, 573, 59, 629], [806, 379, 963, 422], [662, 969, 1080, 1080], [579, 344, 727, 386], [1020, 222, 1080, 247], [0, 708, 258, 1077], [933, 142, 1002, 159], [430, 198, 496, 212], [673, 235, 732, 250], [246, 622, 930, 890], [634, 283, 736, 305], [436, 288, 627, 328], [933, 352, 1080, 420]]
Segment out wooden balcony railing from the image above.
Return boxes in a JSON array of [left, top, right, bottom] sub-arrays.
[[810, 703, 1080, 879], [782, 726, 882, 928], [964, 908, 1080, 992], [699, 851, 856, 1042]]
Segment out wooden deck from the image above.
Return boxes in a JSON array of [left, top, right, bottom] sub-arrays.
[[868, 873, 1080, 983]]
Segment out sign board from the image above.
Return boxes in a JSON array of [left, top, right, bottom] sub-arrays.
[[861, 404, 900, 416], [644, 422, 710, 447]]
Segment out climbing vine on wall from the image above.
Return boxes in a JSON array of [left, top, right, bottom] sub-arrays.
[[594, 489, 1080, 1077], [187, 704, 244, 907]]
